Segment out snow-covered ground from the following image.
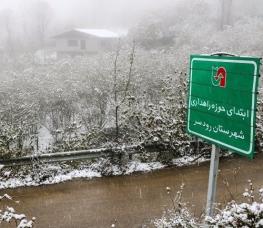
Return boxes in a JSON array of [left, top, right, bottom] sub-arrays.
[[0, 155, 208, 190], [37, 126, 53, 153]]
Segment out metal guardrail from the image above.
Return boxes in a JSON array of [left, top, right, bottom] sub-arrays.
[[0, 141, 197, 167], [0, 149, 109, 166], [0, 143, 167, 167]]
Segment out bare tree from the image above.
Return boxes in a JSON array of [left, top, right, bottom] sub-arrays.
[[220, 0, 233, 30], [24, 0, 53, 48], [113, 41, 136, 141], [0, 9, 15, 54]]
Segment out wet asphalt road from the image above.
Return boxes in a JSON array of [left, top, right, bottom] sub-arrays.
[[1, 152, 263, 228]]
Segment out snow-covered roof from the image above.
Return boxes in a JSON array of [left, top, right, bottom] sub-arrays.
[[74, 29, 119, 38], [52, 28, 125, 39]]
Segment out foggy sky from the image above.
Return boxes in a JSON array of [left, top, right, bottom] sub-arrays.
[[1, 0, 263, 40], [0, 0, 181, 29]]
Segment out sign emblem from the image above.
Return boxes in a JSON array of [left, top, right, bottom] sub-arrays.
[[211, 66, 227, 88]]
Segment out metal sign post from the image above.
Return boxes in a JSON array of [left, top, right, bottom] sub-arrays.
[[186, 54, 261, 222], [206, 144, 220, 217]]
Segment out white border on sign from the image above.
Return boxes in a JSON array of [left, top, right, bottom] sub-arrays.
[[187, 57, 257, 155]]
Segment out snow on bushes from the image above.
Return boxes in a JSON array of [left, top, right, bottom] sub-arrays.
[[153, 181, 263, 228], [153, 184, 197, 228], [206, 181, 263, 227], [0, 46, 262, 163], [0, 193, 35, 227], [0, 165, 35, 227]]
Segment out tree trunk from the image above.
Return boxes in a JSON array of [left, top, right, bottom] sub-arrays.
[[115, 106, 119, 141]]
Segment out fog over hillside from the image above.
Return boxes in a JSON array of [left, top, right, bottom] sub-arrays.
[[1, 0, 179, 28], [1, 0, 262, 50]]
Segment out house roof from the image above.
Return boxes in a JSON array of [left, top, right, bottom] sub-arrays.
[[75, 29, 119, 38], [52, 29, 121, 39]]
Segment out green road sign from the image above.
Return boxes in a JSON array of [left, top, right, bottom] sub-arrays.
[[187, 54, 261, 158]]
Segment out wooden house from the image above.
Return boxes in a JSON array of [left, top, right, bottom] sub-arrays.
[[51, 29, 121, 56]]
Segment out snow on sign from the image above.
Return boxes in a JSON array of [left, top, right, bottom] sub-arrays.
[[187, 54, 261, 158]]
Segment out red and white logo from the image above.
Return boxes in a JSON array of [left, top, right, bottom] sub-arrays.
[[211, 66, 227, 88]]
